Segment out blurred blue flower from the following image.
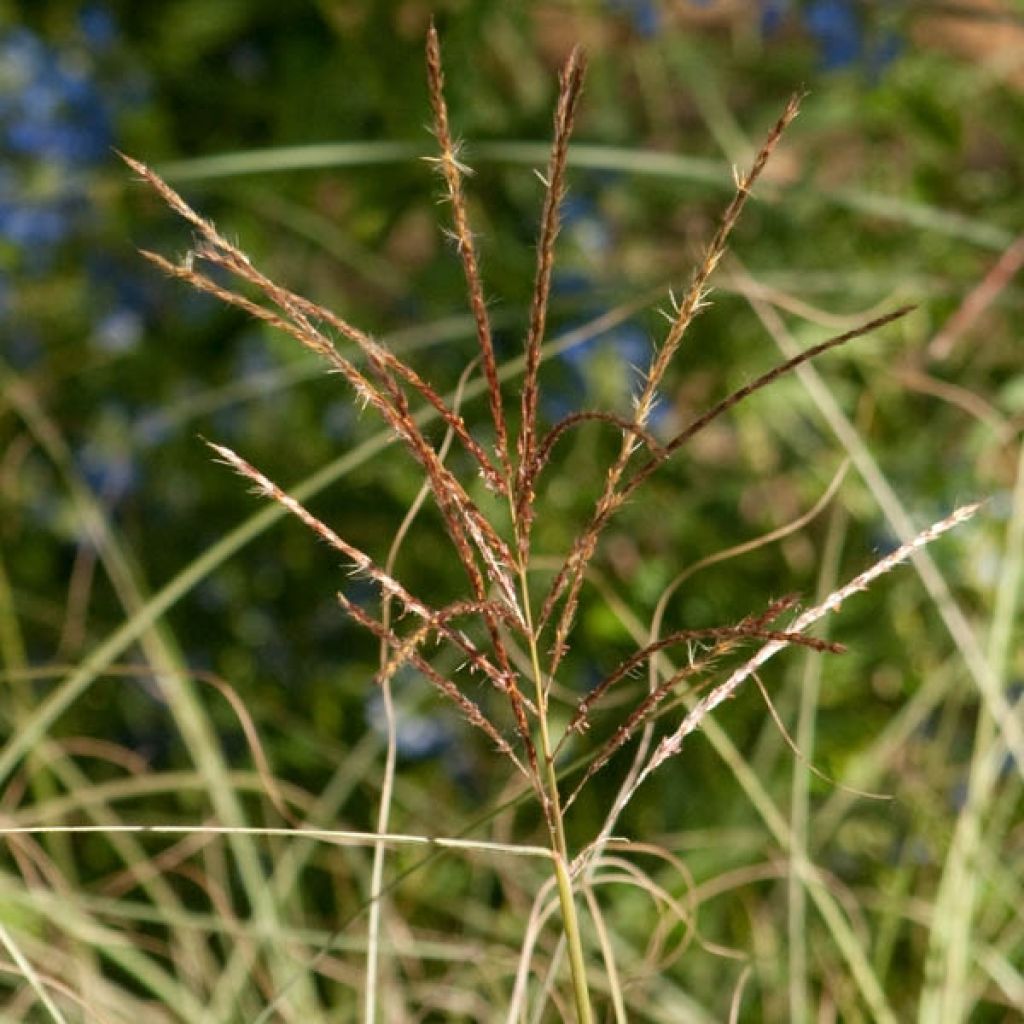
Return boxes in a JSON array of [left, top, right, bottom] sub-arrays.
[[93, 306, 144, 354], [0, 199, 74, 249], [758, 0, 903, 76], [0, 28, 113, 166], [760, 0, 789, 36], [78, 5, 118, 51], [0, 14, 122, 274], [607, 0, 661, 38], [805, 0, 863, 70]]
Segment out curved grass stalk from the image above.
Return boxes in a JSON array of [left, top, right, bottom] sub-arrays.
[[367, 358, 485, 1019]]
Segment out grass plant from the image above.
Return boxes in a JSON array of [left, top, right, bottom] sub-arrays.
[[0, 19, 1001, 1024]]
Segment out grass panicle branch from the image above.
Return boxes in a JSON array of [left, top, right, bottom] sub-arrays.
[[516, 45, 588, 562], [620, 501, 984, 811], [624, 304, 916, 497], [424, 21, 510, 483], [562, 620, 844, 742], [536, 301, 912, 676], [532, 411, 666, 478], [337, 593, 528, 778], [536, 94, 803, 683], [204, 441, 520, 703], [560, 599, 831, 809], [634, 93, 803, 431], [125, 159, 516, 618]]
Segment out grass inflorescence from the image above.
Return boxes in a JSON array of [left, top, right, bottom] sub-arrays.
[[112, 23, 984, 1022]]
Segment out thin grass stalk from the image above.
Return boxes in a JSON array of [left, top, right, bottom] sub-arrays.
[[788, 502, 847, 1024], [563, 659, 717, 812], [364, 361, 476, 1023], [0, 921, 70, 1024], [582, 885, 627, 1024], [506, 876, 561, 1023], [517, 563, 595, 1023]]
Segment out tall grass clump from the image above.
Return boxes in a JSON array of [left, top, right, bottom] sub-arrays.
[[103, 24, 982, 1022]]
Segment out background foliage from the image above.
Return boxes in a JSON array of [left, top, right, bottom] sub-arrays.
[[1, 1, 1022, 1020]]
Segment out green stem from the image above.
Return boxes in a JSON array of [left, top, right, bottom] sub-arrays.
[[519, 566, 594, 1024]]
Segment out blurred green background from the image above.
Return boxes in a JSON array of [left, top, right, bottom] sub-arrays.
[[1, 1, 1022, 1020]]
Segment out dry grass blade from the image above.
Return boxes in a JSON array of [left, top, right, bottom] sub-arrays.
[[622, 502, 984, 808], [928, 231, 1024, 361], [748, 670, 890, 802], [424, 21, 510, 481], [516, 45, 588, 559]]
